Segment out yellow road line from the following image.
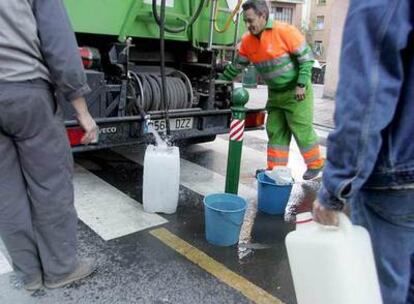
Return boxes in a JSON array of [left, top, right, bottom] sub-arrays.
[[150, 228, 285, 304]]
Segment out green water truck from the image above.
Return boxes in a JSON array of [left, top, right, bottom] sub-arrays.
[[62, 0, 265, 151]]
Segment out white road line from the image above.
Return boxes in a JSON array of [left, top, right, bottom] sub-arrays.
[[0, 239, 12, 275], [181, 158, 257, 201], [0, 254, 12, 275], [74, 165, 168, 241], [244, 129, 268, 141], [200, 136, 265, 187]]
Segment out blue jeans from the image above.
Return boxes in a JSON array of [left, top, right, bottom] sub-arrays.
[[350, 189, 414, 304], [409, 256, 414, 303]]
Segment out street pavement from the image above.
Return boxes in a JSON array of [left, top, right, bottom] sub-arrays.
[[0, 85, 334, 304]]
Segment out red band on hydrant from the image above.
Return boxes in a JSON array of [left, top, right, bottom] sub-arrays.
[[230, 119, 245, 141]]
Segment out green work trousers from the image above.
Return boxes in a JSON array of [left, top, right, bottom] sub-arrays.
[[266, 84, 322, 169]]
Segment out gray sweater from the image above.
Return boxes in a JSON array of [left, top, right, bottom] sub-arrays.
[[0, 0, 90, 101]]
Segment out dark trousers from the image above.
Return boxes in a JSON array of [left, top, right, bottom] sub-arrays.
[[0, 80, 78, 283]]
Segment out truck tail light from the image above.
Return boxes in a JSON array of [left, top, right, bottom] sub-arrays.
[[245, 111, 266, 128], [79, 47, 101, 69], [66, 127, 85, 146]]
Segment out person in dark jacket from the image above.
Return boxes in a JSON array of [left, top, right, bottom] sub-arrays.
[[0, 0, 98, 290], [313, 1, 414, 303]]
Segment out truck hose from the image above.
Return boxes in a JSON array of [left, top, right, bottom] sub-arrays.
[[128, 71, 147, 119], [127, 71, 192, 114], [159, 0, 171, 135], [152, 0, 206, 34], [214, 0, 243, 33]]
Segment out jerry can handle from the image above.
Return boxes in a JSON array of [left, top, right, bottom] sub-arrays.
[[337, 212, 353, 233], [316, 212, 352, 233]]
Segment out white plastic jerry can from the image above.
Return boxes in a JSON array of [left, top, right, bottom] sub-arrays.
[[285, 212, 383, 304], [143, 144, 180, 214]]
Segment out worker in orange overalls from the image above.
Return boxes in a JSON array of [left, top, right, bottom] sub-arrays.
[[220, 0, 324, 180]]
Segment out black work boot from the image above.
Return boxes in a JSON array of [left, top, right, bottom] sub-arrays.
[[303, 167, 323, 180]]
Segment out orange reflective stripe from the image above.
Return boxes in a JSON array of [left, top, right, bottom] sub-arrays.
[[307, 158, 325, 169], [268, 146, 289, 169], [301, 146, 321, 160], [267, 148, 289, 158], [301, 145, 324, 169]]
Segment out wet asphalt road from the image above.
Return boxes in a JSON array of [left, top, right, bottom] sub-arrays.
[[0, 134, 301, 304], [0, 86, 331, 304]]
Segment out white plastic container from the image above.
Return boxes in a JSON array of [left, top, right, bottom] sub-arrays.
[[143, 144, 180, 214], [285, 212, 383, 304]]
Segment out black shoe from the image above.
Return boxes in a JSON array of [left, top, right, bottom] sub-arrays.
[[303, 167, 323, 180]]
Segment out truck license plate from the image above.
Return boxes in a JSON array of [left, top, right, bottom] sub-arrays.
[[149, 117, 193, 132]]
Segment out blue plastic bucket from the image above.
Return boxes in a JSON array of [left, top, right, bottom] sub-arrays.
[[257, 172, 293, 215], [203, 193, 247, 246]]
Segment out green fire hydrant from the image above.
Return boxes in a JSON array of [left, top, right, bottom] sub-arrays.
[[225, 87, 249, 194]]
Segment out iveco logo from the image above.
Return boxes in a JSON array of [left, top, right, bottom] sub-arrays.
[[100, 127, 117, 134]]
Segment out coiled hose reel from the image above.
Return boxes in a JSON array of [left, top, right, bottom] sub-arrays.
[[127, 70, 194, 115]]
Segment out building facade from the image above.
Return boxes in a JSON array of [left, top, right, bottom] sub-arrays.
[[268, 0, 304, 29], [308, 0, 335, 62], [323, 0, 349, 98]]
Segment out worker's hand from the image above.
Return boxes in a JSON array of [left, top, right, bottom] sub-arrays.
[[312, 199, 339, 226], [71, 97, 99, 145], [77, 111, 99, 145], [295, 86, 306, 101]]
